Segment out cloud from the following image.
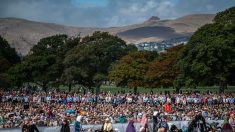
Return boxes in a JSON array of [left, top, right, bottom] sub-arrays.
[[0, 0, 235, 27]]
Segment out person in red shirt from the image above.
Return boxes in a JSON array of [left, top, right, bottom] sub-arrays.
[[47, 107, 52, 118], [203, 97, 207, 105], [164, 102, 171, 113]]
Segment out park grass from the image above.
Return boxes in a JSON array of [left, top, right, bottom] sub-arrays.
[[60, 85, 235, 93], [100, 85, 235, 93]]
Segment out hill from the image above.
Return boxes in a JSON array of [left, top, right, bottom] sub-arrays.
[[0, 14, 215, 55]]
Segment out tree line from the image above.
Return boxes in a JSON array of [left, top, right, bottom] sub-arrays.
[[0, 6, 234, 93]]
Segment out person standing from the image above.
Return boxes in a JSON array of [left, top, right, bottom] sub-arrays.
[[74, 115, 82, 132], [28, 120, 39, 132], [140, 113, 149, 132], [22, 119, 29, 132], [188, 112, 206, 132], [153, 111, 160, 132], [103, 118, 113, 132], [126, 120, 136, 132], [60, 120, 70, 132], [157, 115, 169, 132]]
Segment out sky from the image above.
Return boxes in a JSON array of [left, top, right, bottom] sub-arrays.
[[0, 0, 235, 27]]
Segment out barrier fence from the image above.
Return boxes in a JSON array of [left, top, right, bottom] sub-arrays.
[[0, 120, 223, 132]]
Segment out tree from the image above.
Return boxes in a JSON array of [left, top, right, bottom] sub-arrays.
[[0, 55, 11, 73], [0, 36, 20, 65], [108, 51, 158, 93], [0, 36, 20, 88], [63, 31, 137, 93], [8, 34, 80, 91], [213, 6, 235, 25], [176, 6, 235, 92], [146, 45, 184, 92], [7, 61, 28, 88]]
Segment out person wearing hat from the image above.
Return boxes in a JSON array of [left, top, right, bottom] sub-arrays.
[[102, 118, 113, 132]]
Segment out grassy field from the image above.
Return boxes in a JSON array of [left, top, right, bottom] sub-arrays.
[[100, 85, 235, 93], [61, 85, 235, 93]]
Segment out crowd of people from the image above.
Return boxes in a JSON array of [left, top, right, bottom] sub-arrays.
[[0, 88, 234, 131]]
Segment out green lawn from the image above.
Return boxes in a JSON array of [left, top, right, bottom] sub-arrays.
[[60, 85, 235, 93], [99, 85, 235, 93]]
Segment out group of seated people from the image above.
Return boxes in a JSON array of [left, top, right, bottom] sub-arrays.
[[0, 88, 234, 131]]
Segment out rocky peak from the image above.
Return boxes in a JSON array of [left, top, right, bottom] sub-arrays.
[[148, 16, 160, 21]]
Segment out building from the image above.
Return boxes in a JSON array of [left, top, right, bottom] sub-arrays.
[[135, 36, 190, 52]]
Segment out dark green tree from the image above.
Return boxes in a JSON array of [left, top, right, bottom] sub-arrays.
[[213, 6, 235, 25], [0, 36, 20, 88], [8, 34, 80, 91], [0, 36, 20, 65], [63, 31, 137, 93], [176, 6, 235, 92]]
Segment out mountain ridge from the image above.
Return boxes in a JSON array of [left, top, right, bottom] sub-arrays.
[[0, 13, 215, 55]]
